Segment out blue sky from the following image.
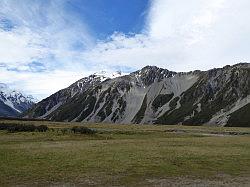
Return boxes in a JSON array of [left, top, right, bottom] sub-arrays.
[[65, 0, 150, 38], [1, 0, 250, 100]]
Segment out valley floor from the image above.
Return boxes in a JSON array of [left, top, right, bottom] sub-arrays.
[[0, 120, 250, 186]]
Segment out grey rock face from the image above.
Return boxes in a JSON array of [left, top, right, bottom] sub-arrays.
[[25, 63, 250, 127]]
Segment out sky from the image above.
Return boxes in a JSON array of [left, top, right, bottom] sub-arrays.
[[0, 0, 250, 100]]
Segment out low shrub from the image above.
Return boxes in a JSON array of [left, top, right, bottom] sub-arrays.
[[0, 123, 49, 133], [71, 126, 96, 135], [36, 125, 48, 132]]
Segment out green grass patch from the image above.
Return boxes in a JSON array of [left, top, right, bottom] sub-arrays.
[[0, 120, 250, 186]]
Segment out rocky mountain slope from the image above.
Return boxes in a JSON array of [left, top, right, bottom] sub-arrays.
[[0, 83, 36, 117], [25, 63, 250, 126]]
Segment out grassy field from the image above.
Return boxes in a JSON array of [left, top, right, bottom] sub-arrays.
[[0, 120, 250, 186]]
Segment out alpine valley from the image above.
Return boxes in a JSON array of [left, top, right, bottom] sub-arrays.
[[24, 63, 250, 127]]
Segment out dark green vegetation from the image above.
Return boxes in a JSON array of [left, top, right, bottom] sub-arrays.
[[71, 126, 96, 134], [96, 87, 119, 121], [111, 97, 127, 122], [51, 89, 98, 122], [227, 103, 250, 127], [132, 95, 147, 123], [0, 122, 96, 135], [1, 120, 250, 186], [152, 93, 174, 111], [0, 123, 48, 133]]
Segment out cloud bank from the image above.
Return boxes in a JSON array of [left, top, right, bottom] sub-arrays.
[[1, 0, 250, 99], [85, 0, 250, 71]]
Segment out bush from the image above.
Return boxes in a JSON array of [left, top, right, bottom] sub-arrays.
[[71, 126, 96, 135], [36, 125, 49, 132], [0, 123, 48, 133]]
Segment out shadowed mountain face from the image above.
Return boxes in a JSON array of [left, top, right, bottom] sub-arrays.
[[25, 63, 250, 127], [0, 83, 36, 117]]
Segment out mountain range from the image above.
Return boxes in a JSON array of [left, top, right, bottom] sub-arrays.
[[0, 83, 36, 117], [24, 63, 250, 127]]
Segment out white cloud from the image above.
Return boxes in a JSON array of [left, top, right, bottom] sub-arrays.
[[0, 27, 46, 65], [148, 0, 226, 39], [0, 0, 94, 68], [0, 67, 94, 100], [84, 0, 250, 72]]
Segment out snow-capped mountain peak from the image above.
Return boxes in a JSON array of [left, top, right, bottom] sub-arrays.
[[93, 70, 124, 81], [0, 83, 36, 117]]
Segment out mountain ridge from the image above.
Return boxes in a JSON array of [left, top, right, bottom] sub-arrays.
[[25, 63, 250, 126]]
